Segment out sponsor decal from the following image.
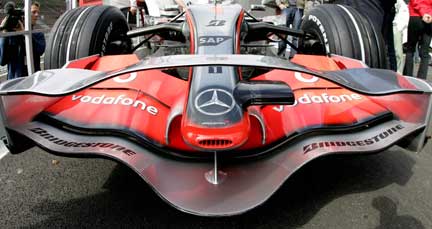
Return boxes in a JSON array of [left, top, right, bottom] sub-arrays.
[[195, 89, 235, 116], [207, 20, 226, 26], [273, 93, 363, 112], [101, 22, 113, 55], [71, 94, 158, 115], [113, 72, 137, 83], [303, 124, 405, 154], [308, 15, 330, 53], [29, 128, 136, 156], [199, 36, 231, 46], [208, 66, 223, 74], [295, 72, 318, 83]]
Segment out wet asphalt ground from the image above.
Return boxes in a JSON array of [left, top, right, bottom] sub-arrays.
[[0, 140, 431, 228]]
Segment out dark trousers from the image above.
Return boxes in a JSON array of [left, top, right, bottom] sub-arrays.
[[0, 36, 26, 80], [383, 8, 397, 71], [278, 7, 304, 56], [403, 16, 432, 79]]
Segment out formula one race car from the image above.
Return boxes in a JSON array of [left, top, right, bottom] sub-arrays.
[[0, 3, 431, 216]]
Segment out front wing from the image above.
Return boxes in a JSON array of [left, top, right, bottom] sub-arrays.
[[6, 119, 425, 216]]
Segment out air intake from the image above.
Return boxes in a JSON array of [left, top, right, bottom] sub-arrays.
[[198, 139, 233, 149]]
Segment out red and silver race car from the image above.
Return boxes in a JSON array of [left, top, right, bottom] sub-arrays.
[[0, 3, 431, 216]]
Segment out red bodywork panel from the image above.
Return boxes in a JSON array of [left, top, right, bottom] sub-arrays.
[[42, 54, 429, 154]]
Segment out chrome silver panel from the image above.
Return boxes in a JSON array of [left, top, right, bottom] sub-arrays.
[[12, 119, 424, 216], [248, 109, 266, 144], [165, 103, 184, 144]]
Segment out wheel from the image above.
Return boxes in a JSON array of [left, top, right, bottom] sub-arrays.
[[299, 4, 387, 69], [44, 6, 131, 69]]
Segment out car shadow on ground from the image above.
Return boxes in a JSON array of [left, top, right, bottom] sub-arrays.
[[23, 147, 424, 228], [372, 196, 425, 229]]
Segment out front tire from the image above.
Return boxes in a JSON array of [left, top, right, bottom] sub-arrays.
[[299, 4, 387, 69], [44, 6, 131, 69]]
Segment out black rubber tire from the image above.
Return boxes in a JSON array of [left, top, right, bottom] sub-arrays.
[[44, 6, 131, 69], [299, 4, 387, 69]]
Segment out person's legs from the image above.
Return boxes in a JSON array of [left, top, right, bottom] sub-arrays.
[[278, 7, 294, 56], [285, 6, 297, 27], [383, 8, 397, 71], [403, 17, 422, 77], [0, 37, 7, 66], [7, 61, 23, 80], [7, 48, 19, 80], [387, 30, 397, 71], [292, 8, 304, 47], [7, 64, 14, 80], [293, 8, 304, 29], [278, 7, 298, 56], [417, 24, 432, 79], [278, 8, 288, 55], [393, 26, 404, 74]]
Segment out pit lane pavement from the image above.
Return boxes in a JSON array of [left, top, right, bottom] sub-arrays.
[[0, 137, 431, 228]]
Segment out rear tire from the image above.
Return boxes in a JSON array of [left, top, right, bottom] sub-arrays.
[[299, 4, 387, 69], [44, 6, 131, 69]]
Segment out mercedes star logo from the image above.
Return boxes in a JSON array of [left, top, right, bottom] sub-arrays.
[[195, 89, 235, 116]]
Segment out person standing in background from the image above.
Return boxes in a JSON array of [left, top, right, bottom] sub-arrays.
[[403, 0, 432, 79], [383, 1, 398, 71], [104, 0, 139, 16], [30, 1, 46, 73], [276, 0, 304, 56], [137, 0, 183, 17], [393, 0, 409, 74], [0, 1, 45, 79], [304, 0, 320, 13], [0, 2, 26, 79]]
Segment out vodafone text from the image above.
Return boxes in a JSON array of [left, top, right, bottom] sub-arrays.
[[273, 93, 362, 112], [71, 94, 158, 115]]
